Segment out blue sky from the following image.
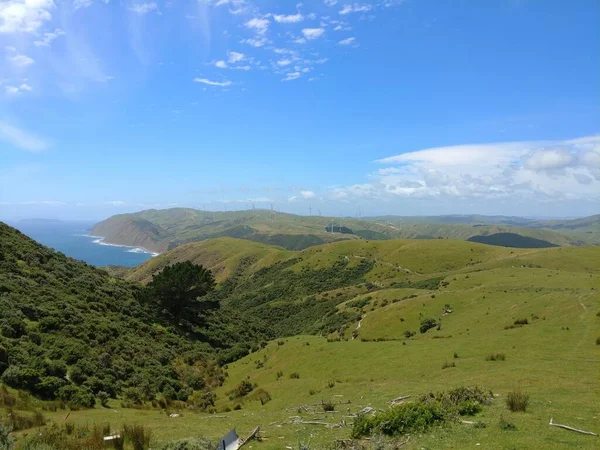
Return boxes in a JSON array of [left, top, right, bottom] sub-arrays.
[[1, 0, 599, 221]]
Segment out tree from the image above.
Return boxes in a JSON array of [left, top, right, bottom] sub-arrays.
[[145, 262, 217, 319]]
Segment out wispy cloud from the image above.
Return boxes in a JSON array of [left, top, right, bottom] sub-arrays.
[[193, 77, 232, 87], [5, 83, 32, 95], [339, 3, 373, 15], [128, 2, 158, 15], [273, 13, 303, 24], [0, 121, 48, 152], [33, 28, 65, 47], [339, 36, 355, 45], [302, 28, 325, 40], [9, 53, 35, 68], [245, 17, 269, 34], [283, 71, 301, 81], [300, 190, 316, 199]]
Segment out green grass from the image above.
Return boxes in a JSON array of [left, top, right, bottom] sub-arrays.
[[3, 233, 600, 449]]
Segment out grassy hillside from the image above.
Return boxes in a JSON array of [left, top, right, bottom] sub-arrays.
[[0, 222, 268, 411], [91, 209, 597, 254], [2, 226, 599, 449]]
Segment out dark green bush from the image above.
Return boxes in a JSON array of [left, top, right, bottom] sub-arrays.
[[485, 353, 506, 361], [419, 318, 437, 334], [403, 330, 416, 338]]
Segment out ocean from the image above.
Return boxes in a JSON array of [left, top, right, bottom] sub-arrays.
[[11, 220, 156, 268]]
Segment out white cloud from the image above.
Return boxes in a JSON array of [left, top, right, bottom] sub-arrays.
[[33, 28, 65, 47], [277, 59, 292, 66], [0, 121, 48, 152], [339, 3, 372, 15], [273, 13, 303, 23], [128, 2, 158, 15], [5, 83, 32, 95], [228, 51, 245, 63], [333, 136, 600, 203], [0, 0, 54, 33], [214, 60, 227, 68], [193, 77, 232, 87], [324, 0, 338, 6], [524, 149, 575, 171], [9, 53, 34, 68], [300, 190, 316, 199], [21, 200, 66, 206], [283, 71, 301, 81], [339, 36, 355, 45], [105, 200, 127, 206], [241, 36, 267, 47], [245, 17, 269, 34], [302, 27, 325, 40]]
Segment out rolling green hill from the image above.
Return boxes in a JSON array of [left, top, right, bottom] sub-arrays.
[[91, 209, 597, 254], [114, 237, 599, 449], [2, 224, 600, 449]]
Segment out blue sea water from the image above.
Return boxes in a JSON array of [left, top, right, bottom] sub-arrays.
[[11, 221, 155, 268]]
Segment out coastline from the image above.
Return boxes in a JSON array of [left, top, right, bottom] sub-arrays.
[[80, 234, 160, 257]]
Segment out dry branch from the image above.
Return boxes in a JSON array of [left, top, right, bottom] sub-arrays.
[[549, 418, 598, 437]]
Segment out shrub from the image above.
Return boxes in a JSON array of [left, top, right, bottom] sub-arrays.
[[123, 424, 151, 450], [453, 352, 459, 359], [458, 400, 482, 416], [351, 400, 451, 438], [403, 330, 416, 339], [506, 390, 529, 412], [1, 366, 41, 391], [596, 336, 600, 345], [513, 318, 529, 326], [419, 318, 437, 334], [441, 361, 455, 369], [5, 409, 45, 431], [97, 391, 109, 408], [289, 372, 300, 379], [308, 389, 317, 396], [321, 400, 335, 412], [276, 371, 283, 380], [327, 381, 335, 388], [58, 385, 95, 409], [230, 380, 254, 399], [0, 418, 15, 450], [233, 403, 242, 410], [0, 386, 16, 408], [485, 353, 506, 361]]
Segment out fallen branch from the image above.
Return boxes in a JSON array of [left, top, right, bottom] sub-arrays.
[[549, 418, 598, 437], [390, 395, 411, 404], [238, 426, 260, 449]]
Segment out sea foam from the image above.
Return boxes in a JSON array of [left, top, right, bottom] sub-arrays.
[[79, 234, 160, 257]]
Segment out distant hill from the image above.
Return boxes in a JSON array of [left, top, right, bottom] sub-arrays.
[[91, 209, 597, 253]]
